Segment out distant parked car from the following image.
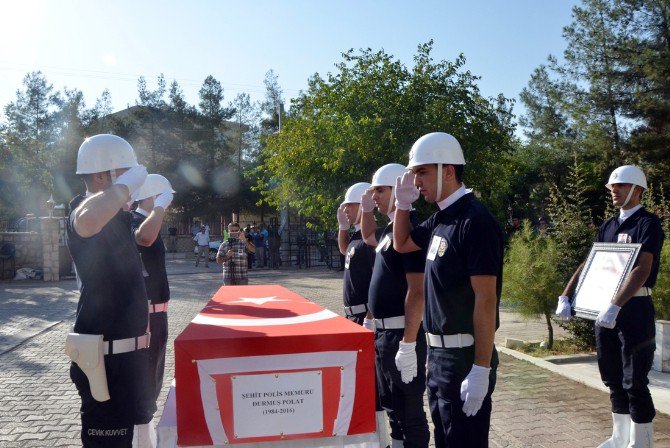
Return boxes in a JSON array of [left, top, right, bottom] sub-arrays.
[[209, 240, 222, 261]]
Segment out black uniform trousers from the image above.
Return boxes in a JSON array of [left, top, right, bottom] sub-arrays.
[[427, 345, 498, 448], [375, 327, 430, 448], [595, 295, 656, 423], [71, 348, 151, 447], [146, 311, 168, 414]]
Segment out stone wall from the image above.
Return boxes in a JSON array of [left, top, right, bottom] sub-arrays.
[[40, 218, 60, 281], [0, 231, 42, 280]]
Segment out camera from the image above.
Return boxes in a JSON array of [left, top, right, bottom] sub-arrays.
[[228, 231, 240, 245]]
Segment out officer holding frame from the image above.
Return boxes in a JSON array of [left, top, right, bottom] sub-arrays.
[[556, 165, 664, 448], [392, 132, 503, 447]]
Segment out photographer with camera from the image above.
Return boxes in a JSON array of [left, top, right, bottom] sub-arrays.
[[216, 222, 256, 285]]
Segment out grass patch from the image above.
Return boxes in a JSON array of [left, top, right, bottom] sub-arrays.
[[516, 339, 594, 357]]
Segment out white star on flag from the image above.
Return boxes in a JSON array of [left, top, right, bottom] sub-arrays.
[[230, 296, 290, 305]]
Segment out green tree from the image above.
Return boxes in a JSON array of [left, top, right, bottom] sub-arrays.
[[256, 42, 515, 228], [559, 0, 631, 170], [503, 223, 564, 348], [617, 0, 670, 181], [2, 71, 60, 217], [546, 157, 598, 350]]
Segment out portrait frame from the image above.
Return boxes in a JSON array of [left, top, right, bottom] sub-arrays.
[[573, 242, 642, 320]]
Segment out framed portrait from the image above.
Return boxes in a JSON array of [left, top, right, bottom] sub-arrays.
[[573, 243, 642, 320]]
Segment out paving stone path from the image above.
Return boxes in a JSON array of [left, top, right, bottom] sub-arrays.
[[1, 263, 670, 446]]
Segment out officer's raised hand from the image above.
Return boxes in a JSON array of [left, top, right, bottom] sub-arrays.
[[596, 303, 621, 329], [555, 295, 572, 320], [394, 171, 419, 210], [337, 205, 349, 231], [460, 364, 491, 416], [395, 341, 418, 384], [360, 189, 375, 213], [115, 165, 148, 197], [154, 190, 173, 211]]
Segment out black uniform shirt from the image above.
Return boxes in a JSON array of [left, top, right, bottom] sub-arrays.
[[342, 230, 376, 307], [411, 193, 503, 335], [597, 207, 664, 287], [131, 210, 170, 304], [368, 213, 427, 319], [66, 195, 148, 340]]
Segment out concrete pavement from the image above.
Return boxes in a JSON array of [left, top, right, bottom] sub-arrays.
[[1, 259, 670, 446]]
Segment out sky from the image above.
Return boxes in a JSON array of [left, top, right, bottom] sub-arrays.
[[0, 0, 580, 122]]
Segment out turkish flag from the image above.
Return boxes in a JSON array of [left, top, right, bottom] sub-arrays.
[[174, 285, 375, 446]]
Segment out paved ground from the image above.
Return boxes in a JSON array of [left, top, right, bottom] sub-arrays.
[[2, 258, 670, 447]]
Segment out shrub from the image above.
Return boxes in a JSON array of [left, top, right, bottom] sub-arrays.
[[503, 222, 564, 348]]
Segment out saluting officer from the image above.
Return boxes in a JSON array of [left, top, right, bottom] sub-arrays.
[[65, 134, 151, 447], [337, 181, 390, 447], [393, 132, 503, 448], [361, 163, 430, 448], [337, 182, 376, 324], [556, 165, 664, 448], [130, 174, 175, 447]]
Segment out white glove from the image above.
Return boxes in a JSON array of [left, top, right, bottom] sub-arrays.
[[363, 318, 375, 332], [555, 295, 572, 320], [460, 364, 490, 416], [154, 190, 173, 211], [361, 189, 375, 213], [337, 206, 349, 230], [395, 341, 418, 384], [114, 165, 148, 197], [596, 303, 621, 329], [394, 171, 419, 210]]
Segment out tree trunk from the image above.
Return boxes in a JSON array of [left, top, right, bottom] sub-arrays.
[[545, 311, 554, 350]]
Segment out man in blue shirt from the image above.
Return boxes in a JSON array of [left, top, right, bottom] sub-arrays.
[[393, 133, 503, 448], [557, 165, 664, 448]]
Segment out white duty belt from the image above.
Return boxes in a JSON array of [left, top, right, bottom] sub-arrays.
[[427, 332, 474, 348], [344, 303, 368, 316], [149, 302, 169, 313], [373, 315, 405, 330], [634, 287, 652, 297], [103, 333, 150, 355]]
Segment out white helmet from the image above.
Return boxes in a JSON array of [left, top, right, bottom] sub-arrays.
[[606, 165, 647, 190], [371, 164, 407, 187], [76, 134, 139, 175], [407, 132, 465, 168], [407, 132, 465, 203], [134, 174, 176, 201], [371, 163, 406, 214], [342, 182, 371, 205]]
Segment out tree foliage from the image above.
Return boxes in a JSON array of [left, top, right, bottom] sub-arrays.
[[503, 222, 564, 348], [256, 41, 516, 228]]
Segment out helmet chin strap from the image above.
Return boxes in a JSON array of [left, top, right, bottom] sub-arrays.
[[436, 164, 443, 203], [388, 187, 395, 214], [109, 169, 117, 183], [355, 204, 362, 225], [621, 186, 636, 209]]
